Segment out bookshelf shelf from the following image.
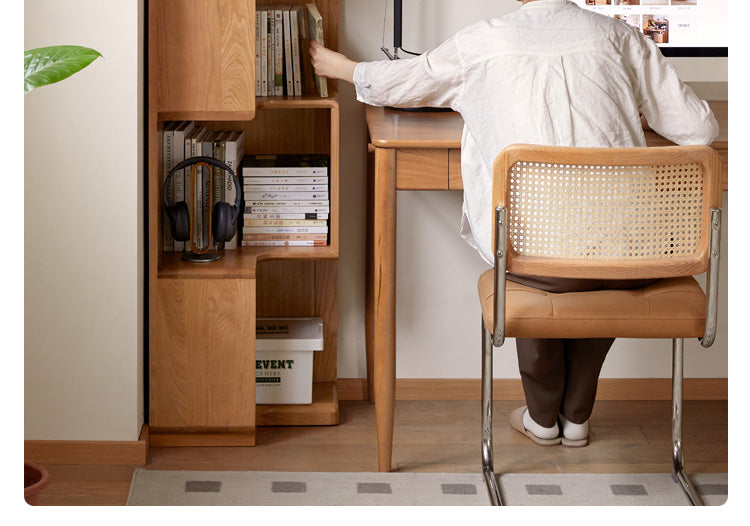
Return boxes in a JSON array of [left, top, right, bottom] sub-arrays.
[[148, 0, 340, 447]]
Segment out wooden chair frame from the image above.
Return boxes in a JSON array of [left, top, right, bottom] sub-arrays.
[[480, 145, 723, 506]]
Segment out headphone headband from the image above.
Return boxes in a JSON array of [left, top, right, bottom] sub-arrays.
[[162, 155, 241, 212]]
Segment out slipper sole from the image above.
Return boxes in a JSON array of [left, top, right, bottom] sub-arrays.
[[509, 406, 561, 446]]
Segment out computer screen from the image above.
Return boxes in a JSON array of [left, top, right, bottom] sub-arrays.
[[573, 1, 728, 57]]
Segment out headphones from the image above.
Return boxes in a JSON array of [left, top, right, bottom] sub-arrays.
[[162, 156, 241, 249]]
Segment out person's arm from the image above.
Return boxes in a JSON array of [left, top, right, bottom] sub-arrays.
[[635, 36, 718, 145], [310, 33, 465, 109]]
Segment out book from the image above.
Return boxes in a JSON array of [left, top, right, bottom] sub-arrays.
[[267, 9, 275, 97], [184, 125, 208, 248], [173, 121, 195, 251], [244, 191, 329, 201], [244, 225, 328, 234], [290, 5, 304, 96], [246, 206, 330, 214], [244, 212, 329, 220], [196, 130, 215, 250], [244, 219, 328, 227], [243, 233, 327, 241], [255, 11, 261, 95], [245, 200, 330, 208], [222, 130, 245, 249], [211, 131, 228, 249], [242, 153, 330, 173], [162, 121, 178, 251], [241, 239, 327, 247], [259, 10, 268, 96], [306, 3, 328, 97], [244, 184, 328, 192], [243, 175, 328, 185], [282, 7, 294, 96], [273, 9, 285, 96]]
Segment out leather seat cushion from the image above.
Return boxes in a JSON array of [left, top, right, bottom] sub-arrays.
[[478, 269, 706, 339]]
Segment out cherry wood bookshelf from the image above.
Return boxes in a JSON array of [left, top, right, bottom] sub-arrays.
[[148, 0, 340, 446]]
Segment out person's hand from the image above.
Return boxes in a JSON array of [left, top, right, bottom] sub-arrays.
[[309, 40, 357, 84]]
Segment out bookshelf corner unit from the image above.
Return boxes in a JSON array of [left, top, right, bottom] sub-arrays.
[[148, 0, 340, 447]]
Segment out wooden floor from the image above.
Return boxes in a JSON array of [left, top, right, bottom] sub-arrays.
[[36, 399, 728, 505]]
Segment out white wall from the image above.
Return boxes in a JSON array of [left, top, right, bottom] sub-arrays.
[[336, 0, 729, 380], [24, 0, 144, 440]]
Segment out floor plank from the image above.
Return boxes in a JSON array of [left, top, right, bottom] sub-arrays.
[[34, 399, 728, 505]]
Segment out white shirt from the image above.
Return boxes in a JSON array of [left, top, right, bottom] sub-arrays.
[[353, 0, 719, 265]]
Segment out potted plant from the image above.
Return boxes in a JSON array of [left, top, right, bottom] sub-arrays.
[[24, 44, 101, 505]]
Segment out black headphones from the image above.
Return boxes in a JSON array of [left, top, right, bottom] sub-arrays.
[[162, 156, 241, 246]]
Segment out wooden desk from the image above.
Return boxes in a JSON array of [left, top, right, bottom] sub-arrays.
[[365, 101, 728, 472]]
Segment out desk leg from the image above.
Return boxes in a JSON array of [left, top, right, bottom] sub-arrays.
[[367, 147, 397, 472]]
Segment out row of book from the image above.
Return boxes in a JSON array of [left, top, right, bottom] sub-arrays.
[[162, 121, 245, 252], [242, 153, 330, 247], [255, 3, 327, 98]]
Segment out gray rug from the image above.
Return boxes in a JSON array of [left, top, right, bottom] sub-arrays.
[[127, 470, 727, 506]]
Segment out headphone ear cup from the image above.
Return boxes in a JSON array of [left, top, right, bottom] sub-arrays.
[[171, 201, 191, 242], [212, 202, 235, 243]]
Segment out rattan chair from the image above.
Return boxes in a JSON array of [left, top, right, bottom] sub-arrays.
[[478, 144, 723, 506]]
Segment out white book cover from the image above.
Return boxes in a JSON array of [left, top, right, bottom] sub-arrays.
[[246, 200, 330, 207], [267, 10, 275, 97], [282, 8, 294, 96], [273, 10, 284, 96], [290, 6, 303, 96], [242, 240, 327, 247], [244, 184, 328, 192], [244, 219, 327, 227], [247, 206, 330, 214], [245, 226, 328, 234], [243, 213, 329, 220], [242, 166, 328, 176], [245, 191, 329, 201], [255, 11, 261, 96], [259, 10, 268, 96]]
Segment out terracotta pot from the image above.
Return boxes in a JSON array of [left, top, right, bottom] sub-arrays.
[[24, 461, 50, 505]]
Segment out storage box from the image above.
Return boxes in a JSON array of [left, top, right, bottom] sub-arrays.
[[255, 317, 324, 404]]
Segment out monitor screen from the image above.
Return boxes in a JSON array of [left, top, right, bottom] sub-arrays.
[[573, 0, 728, 57]]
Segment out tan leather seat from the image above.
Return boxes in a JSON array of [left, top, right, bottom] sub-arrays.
[[478, 270, 707, 339]]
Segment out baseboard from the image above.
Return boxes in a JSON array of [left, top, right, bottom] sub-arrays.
[[337, 378, 727, 401], [24, 424, 149, 465]]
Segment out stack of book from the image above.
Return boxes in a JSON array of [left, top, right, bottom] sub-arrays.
[[162, 121, 245, 252], [255, 3, 327, 98], [241, 153, 330, 247]]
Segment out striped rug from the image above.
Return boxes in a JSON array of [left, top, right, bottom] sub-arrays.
[[127, 470, 727, 506]]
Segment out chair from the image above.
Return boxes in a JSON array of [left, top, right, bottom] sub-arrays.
[[477, 144, 723, 506]]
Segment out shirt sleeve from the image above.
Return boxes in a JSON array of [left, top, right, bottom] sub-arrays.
[[635, 37, 719, 146], [353, 33, 465, 109]]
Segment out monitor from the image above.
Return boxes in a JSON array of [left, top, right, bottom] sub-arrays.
[[574, 0, 728, 57]]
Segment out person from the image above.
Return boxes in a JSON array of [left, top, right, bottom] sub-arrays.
[[309, 0, 718, 446]]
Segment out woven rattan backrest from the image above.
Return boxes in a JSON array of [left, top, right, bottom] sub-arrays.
[[492, 145, 722, 280]]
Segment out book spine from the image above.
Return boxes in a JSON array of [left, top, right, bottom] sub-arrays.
[[173, 121, 194, 252], [212, 136, 226, 249], [259, 10, 268, 96], [244, 184, 328, 192], [242, 175, 329, 185], [223, 132, 243, 250], [255, 11, 261, 96], [243, 212, 329, 220], [245, 200, 330, 207], [290, 7, 302, 96], [243, 233, 327, 241], [244, 226, 328, 234], [244, 219, 328, 227], [274, 10, 284, 96], [247, 206, 330, 214], [283, 9, 294, 96], [267, 10, 274, 96], [162, 124, 175, 251], [244, 191, 328, 201], [242, 167, 328, 176], [241, 240, 328, 247]]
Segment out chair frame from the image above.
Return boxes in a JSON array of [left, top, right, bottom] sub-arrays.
[[480, 145, 723, 506]]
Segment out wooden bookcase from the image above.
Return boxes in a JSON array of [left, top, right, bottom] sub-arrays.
[[147, 0, 340, 446]]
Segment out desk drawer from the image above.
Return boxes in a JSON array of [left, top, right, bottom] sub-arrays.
[[396, 149, 449, 190]]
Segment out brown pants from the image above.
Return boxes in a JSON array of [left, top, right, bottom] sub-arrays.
[[507, 273, 657, 428]]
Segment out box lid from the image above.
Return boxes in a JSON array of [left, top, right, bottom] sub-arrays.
[[256, 317, 324, 351]]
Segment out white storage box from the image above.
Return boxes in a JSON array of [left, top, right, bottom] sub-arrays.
[[255, 317, 324, 404]]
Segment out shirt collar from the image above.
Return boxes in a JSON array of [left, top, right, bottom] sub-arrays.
[[521, 0, 572, 10]]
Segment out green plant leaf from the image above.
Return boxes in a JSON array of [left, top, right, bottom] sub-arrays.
[[24, 45, 102, 94]]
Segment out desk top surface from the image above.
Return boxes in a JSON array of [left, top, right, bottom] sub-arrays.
[[366, 100, 728, 150]]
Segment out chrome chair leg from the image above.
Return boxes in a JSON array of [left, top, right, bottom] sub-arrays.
[[481, 319, 503, 505], [672, 337, 704, 506]]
